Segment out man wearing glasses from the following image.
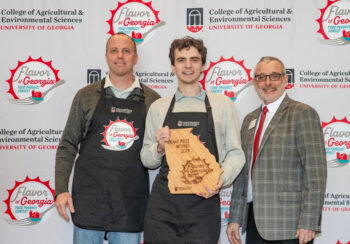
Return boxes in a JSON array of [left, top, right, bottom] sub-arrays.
[[227, 56, 327, 244]]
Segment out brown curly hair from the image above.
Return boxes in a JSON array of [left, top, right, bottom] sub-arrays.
[[169, 36, 207, 65]]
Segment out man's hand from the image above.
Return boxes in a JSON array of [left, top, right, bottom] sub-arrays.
[[156, 126, 170, 154], [56, 192, 75, 221], [296, 229, 315, 244], [196, 178, 223, 199], [226, 222, 241, 244]]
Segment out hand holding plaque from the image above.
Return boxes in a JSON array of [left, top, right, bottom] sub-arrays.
[[164, 128, 223, 196]]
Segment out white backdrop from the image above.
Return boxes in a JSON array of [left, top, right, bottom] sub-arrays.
[[1, 0, 349, 243]]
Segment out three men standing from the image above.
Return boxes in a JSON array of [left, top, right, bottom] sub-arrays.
[[55, 33, 326, 244]]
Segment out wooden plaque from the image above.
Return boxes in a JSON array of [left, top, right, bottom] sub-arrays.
[[165, 128, 223, 195]]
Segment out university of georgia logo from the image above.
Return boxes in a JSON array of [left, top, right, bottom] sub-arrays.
[[187, 8, 204, 33], [3, 176, 56, 226], [101, 118, 139, 151], [6, 57, 65, 105], [285, 68, 295, 89], [199, 56, 253, 101], [107, 0, 165, 44], [316, 0, 350, 45], [323, 117, 350, 168]]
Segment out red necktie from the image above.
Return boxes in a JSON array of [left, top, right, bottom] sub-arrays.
[[251, 106, 268, 176]]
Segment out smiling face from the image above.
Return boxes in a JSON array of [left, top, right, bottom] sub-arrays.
[[105, 34, 138, 78], [171, 46, 204, 86], [253, 60, 287, 104]]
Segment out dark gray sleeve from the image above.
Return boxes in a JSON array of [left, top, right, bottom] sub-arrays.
[[54, 89, 86, 197], [143, 85, 161, 113]]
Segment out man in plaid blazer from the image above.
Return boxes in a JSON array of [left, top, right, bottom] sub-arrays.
[[226, 56, 327, 244]]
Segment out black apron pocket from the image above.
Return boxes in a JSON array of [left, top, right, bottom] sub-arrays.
[[72, 193, 111, 229]]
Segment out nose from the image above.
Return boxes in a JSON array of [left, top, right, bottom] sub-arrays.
[[265, 76, 272, 86], [185, 59, 192, 68], [117, 50, 124, 58]]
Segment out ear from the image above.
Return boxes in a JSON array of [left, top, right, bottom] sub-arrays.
[[282, 73, 288, 86], [253, 78, 258, 90], [171, 65, 175, 73], [105, 51, 110, 65], [201, 64, 205, 72], [134, 53, 138, 65]]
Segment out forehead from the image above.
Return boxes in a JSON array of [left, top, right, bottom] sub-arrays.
[[255, 60, 283, 74], [174, 46, 201, 59], [106, 35, 134, 50]]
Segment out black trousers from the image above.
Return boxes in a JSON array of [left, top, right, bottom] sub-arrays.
[[246, 203, 314, 244]]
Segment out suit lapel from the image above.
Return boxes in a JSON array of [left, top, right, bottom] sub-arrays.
[[258, 95, 291, 156]]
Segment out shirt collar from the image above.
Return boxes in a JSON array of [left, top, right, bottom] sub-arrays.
[[104, 73, 141, 92], [175, 85, 206, 102], [263, 92, 286, 114]]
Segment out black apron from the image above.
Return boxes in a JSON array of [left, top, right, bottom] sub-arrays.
[[72, 80, 149, 232], [144, 95, 221, 244]]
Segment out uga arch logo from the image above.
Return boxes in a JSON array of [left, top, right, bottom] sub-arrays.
[[107, 0, 165, 44]]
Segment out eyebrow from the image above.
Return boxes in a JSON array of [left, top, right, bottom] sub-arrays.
[[108, 47, 132, 51], [176, 56, 201, 60]]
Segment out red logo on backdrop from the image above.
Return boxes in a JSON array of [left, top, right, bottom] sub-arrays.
[[322, 117, 350, 168], [316, 0, 350, 45], [3, 176, 55, 226], [336, 240, 350, 244], [107, 0, 165, 44], [6, 56, 65, 105], [200, 56, 253, 101]]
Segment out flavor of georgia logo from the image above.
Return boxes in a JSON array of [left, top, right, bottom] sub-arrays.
[[107, 0, 165, 44], [6, 57, 65, 105], [316, 0, 350, 45], [3, 176, 56, 226], [322, 117, 350, 168], [220, 188, 232, 226], [101, 118, 139, 151], [199, 56, 253, 101]]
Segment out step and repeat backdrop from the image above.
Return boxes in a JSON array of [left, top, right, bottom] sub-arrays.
[[1, 0, 349, 243]]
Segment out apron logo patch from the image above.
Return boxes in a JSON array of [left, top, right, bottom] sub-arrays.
[[101, 117, 138, 151], [110, 106, 132, 114], [177, 121, 200, 127]]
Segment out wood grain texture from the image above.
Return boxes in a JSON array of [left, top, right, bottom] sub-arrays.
[[165, 128, 223, 195]]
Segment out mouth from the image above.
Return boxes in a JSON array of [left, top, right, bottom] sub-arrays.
[[262, 87, 276, 93], [183, 71, 194, 75], [114, 62, 126, 66]]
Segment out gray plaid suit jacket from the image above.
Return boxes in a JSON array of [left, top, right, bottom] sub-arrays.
[[229, 95, 327, 240]]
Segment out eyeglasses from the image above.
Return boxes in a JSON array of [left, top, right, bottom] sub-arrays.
[[254, 73, 285, 82]]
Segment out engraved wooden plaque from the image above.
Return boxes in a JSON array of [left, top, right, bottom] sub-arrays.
[[165, 128, 223, 195]]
